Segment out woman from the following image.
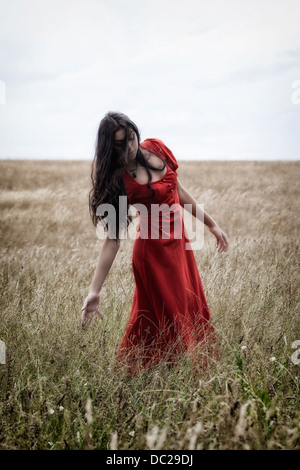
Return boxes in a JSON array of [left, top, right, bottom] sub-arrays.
[[81, 112, 229, 375]]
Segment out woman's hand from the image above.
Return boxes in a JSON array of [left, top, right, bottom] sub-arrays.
[[81, 292, 103, 328], [209, 224, 229, 253]]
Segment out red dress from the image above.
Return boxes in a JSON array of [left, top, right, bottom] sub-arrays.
[[116, 138, 216, 374]]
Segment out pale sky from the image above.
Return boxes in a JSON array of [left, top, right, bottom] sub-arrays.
[[0, 0, 300, 160]]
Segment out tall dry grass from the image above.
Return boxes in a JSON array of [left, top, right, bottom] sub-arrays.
[[0, 159, 299, 450]]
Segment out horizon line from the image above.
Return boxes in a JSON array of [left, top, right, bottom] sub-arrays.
[[0, 157, 299, 162]]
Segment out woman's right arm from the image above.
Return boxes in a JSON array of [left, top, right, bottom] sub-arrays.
[[81, 237, 121, 327]]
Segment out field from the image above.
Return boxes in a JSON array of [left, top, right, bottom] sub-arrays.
[[0, 158, 299, 450]]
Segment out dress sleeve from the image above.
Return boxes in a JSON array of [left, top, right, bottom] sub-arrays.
[[145, 138, 178, 174]]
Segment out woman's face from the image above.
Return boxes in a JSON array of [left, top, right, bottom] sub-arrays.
[[114, 127, 138, 164]]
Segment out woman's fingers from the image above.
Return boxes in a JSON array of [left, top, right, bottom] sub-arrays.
[[96, 307, 104, 319], [223, 233, 229, 251], [216, 233, 228, 252], [81, 308, 89, 328], [210, 225, 228, 253], [81, 304, 103, 328], [81, 292, 103, 328], [91, 308, 104, 326]]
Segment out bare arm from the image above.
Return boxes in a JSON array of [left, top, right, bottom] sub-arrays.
[[88, 237, 120, 294], [81, 237, 120, 327], [177, 177, 229, 253]]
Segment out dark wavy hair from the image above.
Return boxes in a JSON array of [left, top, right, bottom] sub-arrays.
[[89, 112, 166, 241]]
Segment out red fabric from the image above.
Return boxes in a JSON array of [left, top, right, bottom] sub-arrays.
[[116, 138, 216, 375]]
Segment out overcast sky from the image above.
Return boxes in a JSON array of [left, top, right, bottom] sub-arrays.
[[0, 0, 300, 160]]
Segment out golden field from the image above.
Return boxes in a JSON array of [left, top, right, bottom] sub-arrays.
[[0, 158, 299, 450]]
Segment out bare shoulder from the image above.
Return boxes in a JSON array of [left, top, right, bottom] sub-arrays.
[[141, 147, 164, 168]]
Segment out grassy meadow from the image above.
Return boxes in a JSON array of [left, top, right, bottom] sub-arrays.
[[0, 158, 299, 450]]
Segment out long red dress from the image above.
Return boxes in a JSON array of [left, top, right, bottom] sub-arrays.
[[116, 138, 216, 375]]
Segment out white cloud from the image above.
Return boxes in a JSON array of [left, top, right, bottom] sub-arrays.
[[0, 0, 299, 159]]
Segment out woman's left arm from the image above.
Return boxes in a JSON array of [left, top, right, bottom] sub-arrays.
[[177, 177, 229, 253]]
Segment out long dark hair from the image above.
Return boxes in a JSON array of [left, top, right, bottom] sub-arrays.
[[89, 112, 166, 241]]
